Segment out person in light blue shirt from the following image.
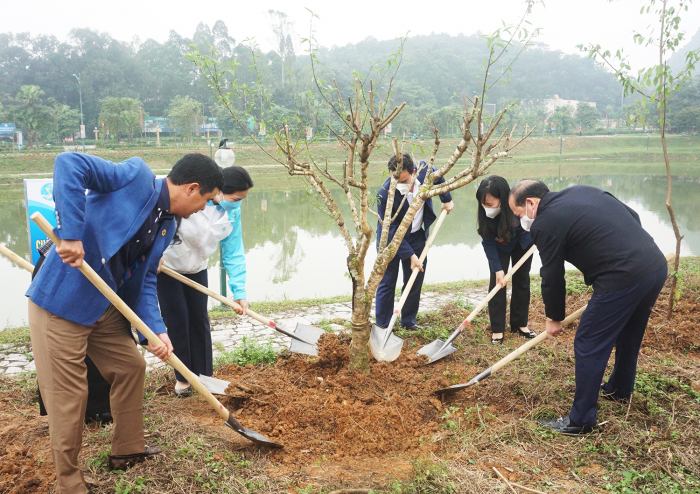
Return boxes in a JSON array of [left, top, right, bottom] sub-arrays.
[[158, 166, 253, 396]]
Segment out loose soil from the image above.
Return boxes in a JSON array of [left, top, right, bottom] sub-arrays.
[[0, 411, 55, 494], [219, 333, 488, 464]]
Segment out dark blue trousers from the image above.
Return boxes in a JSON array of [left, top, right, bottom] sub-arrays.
[[157, 269, 212, 383], [375, 229, 427, 328], [569, 264, 667, 427]]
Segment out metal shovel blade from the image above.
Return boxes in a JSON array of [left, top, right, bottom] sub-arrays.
[[416, 339, 458, 363], [199, 374, 231, 396], [288, 322, 325, 356], [292, 322, 325, 343], [369, 324, 404, 362], [288, 337, 319, 356], [225, 413, 283, 448]]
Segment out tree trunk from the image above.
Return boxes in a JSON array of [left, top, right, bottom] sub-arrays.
[[349, 289, 372, 373], [657, 2, 683, 319], [661, 127, 683, 318]]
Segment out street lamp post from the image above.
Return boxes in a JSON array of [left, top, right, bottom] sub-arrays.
[[73, 74, 85, 153]]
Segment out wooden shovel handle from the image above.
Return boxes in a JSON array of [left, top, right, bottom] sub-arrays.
[[394, 209, 448, 312], [30, 212, 231, 422], [491, 305, 586, 373], [159, 265, 274, 328], [465, 243, 537, 326], [490, 251, 676, 374], [0, 244, 34, 272]]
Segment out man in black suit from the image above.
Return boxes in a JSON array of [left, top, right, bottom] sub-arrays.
[[509, 180, 668, 434]]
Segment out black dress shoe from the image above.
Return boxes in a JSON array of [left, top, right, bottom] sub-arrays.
[[402, 324, 427, 331], [600, 383, 630, 403], [491, 335, 504, 345], [511, 327, 537, 339], [174, 386, 193, 398], [108, 445, 161, 471], [84, 411, 113, 426], [537, 415, 594, 435]]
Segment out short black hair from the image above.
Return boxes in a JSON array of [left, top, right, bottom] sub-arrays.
[[168, 153, 224, 195], [222, 166, 254, 194], [387, 153, 415, 173], [510, 180, 549, 207], [476, 175, 514, 242]]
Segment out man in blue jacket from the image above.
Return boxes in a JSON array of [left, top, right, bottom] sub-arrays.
[[375, 154, 454, 330], [26, 152, 223, 493]]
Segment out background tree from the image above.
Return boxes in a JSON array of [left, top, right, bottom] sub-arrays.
[[190, 6, 539, 372], [673, 106, 700, 130], [575, 102, 601, 131], [167, 95, 202, 142], [550, 105, 574, 134], [11, 85, 55, 148], [51, 103, 81, 141], [268, 10, 295, 89], [99, 97, 143, 142], [4, 22, 689, 128], [581, 0, 700, 317]]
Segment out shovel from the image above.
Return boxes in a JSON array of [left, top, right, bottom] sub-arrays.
[[370, 209, 449, 362], [31, 212, 282, 449], [0, 244, 35, 272], [159, 266, 324, 356], [417, 244, 538, 363], [435, 251, 676, 395], [435, 305, 586, 396]]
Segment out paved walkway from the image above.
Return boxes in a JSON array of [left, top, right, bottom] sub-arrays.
[[0, 287, 495, 374]]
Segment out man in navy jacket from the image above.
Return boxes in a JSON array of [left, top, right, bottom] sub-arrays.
[[26, 152, 223, 493], [509, 181, 667, 435], [375, 154, 453, 330]]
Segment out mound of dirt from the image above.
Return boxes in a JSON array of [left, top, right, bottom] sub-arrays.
[[0, 411, 55, 494], [219, 334, 484, 463], [528, 281, 700, 354], [644, 297, 700, 353]]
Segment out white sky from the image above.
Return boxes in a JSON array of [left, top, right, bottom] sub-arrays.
[[3, 0, 700, 72]]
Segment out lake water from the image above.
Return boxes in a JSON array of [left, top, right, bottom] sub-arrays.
[[1, 172, 699, 328]]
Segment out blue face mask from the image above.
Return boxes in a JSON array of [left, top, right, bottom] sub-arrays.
[[219, 200, 241, 212]]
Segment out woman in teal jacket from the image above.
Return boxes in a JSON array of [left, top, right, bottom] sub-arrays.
[[157, 166, 253, 396]]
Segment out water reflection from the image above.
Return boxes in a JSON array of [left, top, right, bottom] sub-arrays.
[[1, 174, 699, 328]]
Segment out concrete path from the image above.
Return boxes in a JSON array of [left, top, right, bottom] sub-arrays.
[[0, 286, 497, 374]]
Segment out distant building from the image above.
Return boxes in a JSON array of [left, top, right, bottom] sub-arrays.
[[543, 95, 596, 116]]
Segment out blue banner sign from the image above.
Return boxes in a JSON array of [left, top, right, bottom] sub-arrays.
[[0, 123, 16, 135]]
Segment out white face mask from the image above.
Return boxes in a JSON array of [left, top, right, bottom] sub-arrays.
[[483, 205, 501, 219], [396, 183, 411, 195], [520, 201, 536, 231]]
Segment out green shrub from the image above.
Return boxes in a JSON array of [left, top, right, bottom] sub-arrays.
[[213, 336, 277, 368]]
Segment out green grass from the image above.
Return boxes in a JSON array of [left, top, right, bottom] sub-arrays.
[[213, 336, 277, 369], [0, 326, 31, 347], [2, 135, 700, 186], [389, 459, 455, 493]]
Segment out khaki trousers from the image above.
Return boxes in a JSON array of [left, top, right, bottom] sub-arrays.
[[28, 300, 147, 494]]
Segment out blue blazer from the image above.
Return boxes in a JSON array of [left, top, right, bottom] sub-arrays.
[[375, 162, 452, 260], [480, 218, 533, 272], [27, 153, 175, 335]]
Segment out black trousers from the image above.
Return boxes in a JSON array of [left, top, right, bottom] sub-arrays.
[[375, 229, 427, 328], [570, 264, 667, 427], [156, 269, 212, 383], [487, 243, 533, 334]]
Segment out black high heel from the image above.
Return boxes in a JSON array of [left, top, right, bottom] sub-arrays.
[[511, 327, 536, 339], [491, 335, 504, 345]]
